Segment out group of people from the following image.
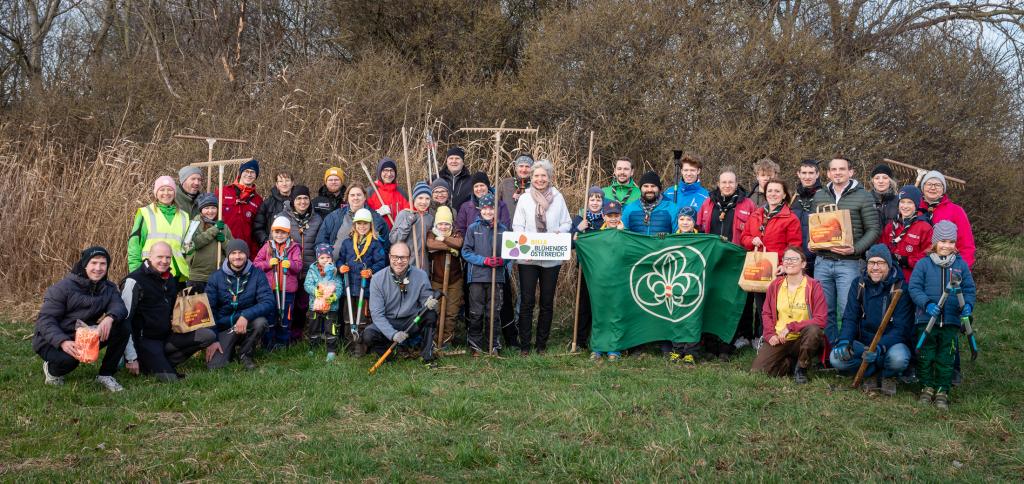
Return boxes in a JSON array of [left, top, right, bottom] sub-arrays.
[[33, 148, 978, 409]]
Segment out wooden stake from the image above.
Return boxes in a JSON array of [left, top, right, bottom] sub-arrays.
[[173, 134, 248, 193], [488, 126, 503, 354], [571, 131, 595, 354], [852, 288, 904, 388], [401, 128, 423, 270], [437, 252, 451, 348]]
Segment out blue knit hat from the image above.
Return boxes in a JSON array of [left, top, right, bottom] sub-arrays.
[[677, 206, 697, 221], [315, 243, 333, 259], [413, 181, 431, 200], [897, 185, 923, 208], [478, 193, 496, 208], [865, 243, 892, 266], [514, 153, 535, 167], [587, 186, 604, 200], [238, 159, 260, 179], [932, 220, 958, 244], [196, 192, 217, 210]]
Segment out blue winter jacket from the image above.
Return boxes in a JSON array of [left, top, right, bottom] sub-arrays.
[[304, 262, 344, 312], [462, 216, 512, 284], [315, 205, 390, 251], [663, 180, 709, 211], [621, 196, 678, 235], [838, 266, 915, 349], [908, 253, 976, 327], [337, 236, 387, 295], [206, 260, 276, 331]]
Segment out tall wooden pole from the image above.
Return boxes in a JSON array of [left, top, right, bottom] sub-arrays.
[[571, 131, 595, 354], [488, 126, 503, 354]]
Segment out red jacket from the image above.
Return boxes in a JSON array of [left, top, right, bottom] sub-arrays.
[[367, 181, 409, 229], [760, 276, 828, 341], [253, 239, 304, 294], [880, 218, 932, 281], [215, 183, 263, 256], [919, 195, 975, 267], [740, 204, 803, 254], [696, 196, 756, 245]]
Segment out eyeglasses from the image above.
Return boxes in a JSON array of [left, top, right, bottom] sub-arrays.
[[923, 182, 944, 189], [389, 255, 410, 261], [782, 257, 802, 263], [867, 260, 888, 267]]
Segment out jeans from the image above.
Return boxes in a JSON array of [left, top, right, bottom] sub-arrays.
[[517, 264, 561, 353], [814, 257, 862, 344], [830, 341, 910, 378], [208, 317, 268, 369]]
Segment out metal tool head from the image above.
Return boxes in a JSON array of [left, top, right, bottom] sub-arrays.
[[672, 150, 683, 161]]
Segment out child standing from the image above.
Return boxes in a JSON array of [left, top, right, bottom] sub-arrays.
[[591, 200, 625, 360], [183, 193, 233, 293], [253, 215, 303, 350], [571, 186, 605, 356], [338, 208, 387, 356], [461, 194, 510, 356], [304, 244, 343, 361], [426, 205, 464, 350], [881, 185, 933, 282], [909, 220, 976, 410]]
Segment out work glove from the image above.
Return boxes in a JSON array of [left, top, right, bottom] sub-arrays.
[[216, 221, 225, 231], [360, 269, 373, 279], [392, 331, 408, 344], [269, 258, 279, 267], [831, 340, 853, 362], [961, 303, 973, 318], [926, 303, 941, 317], [339, 264, 350, 274], [215, 232, 226, 242], [485, 257, 504, 268], [862, 348, 878, 364], [376, 205, 391, 217], [281, 260, 291, 269], [327, 293, 338, 304]]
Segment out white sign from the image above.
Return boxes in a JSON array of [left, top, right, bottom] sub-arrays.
[[501, 232, 572, 261]]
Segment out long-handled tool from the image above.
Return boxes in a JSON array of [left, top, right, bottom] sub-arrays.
[[571, 131, 595, 354], [354, 274, 369, 337], [950, 274, 979, 360], [188, 156, 251, 266], [916, 278, 955, 350], [173, 134, 248, 193], [852, 288, 904, 388], [437, 251, 451, 348], [343, 272, 358, 342], [359, 160, 396, 226], [368, 295, 440, 374]]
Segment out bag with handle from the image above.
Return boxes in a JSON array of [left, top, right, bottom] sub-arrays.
[[172, 287, 215, 333], [808, 204, 853, 250], [738, 247, 778, 293]]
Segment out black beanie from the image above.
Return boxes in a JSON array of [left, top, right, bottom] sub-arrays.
[[471, 171, 491, 188], [870, 163, 893, 178], [72, 246, 111, 278], [639, 171, 661, 190], [446, 146, 466, 160], [291, 185, 311, 199]]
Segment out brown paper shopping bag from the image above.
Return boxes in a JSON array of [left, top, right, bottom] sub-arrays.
[[807, 204, 853, 250], [172, 287, 215, 333], [738, 247, 778, 293]]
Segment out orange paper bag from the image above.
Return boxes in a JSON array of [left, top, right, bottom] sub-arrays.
[[738, 247, 778, 293], [808, 204, 854, 250], [172, 287, 215, 333]]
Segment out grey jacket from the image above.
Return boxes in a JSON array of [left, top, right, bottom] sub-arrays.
[[811, 180, 880, 258], [368, 266, 434, 340], [389, 210, 434, 272]]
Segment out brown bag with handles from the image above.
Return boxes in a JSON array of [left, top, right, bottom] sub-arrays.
[[738, 247, 778, 293], [808, 204, 854, 250], [172, 287, 215, 333]]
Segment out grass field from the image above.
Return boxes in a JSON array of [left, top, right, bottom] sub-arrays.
[[1, 284, 1022, 481]]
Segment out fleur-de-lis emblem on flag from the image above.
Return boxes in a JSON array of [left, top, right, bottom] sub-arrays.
[[629, 246, 706, 322]]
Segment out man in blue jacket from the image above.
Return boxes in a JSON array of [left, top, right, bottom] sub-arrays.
[[663, 152, 709, 211], [206, 239, 274, 370], [622, 171, 677, 235], [829, 244, 913, 394]]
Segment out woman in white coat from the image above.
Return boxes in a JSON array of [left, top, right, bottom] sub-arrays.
[[512, 159, 572, 354]]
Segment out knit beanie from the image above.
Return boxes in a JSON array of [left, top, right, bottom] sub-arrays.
[[72, 246, 111, 278], [897, 185, 922, 208], [920, 170, 947, 193], [178, 166, 203, 184], [413, 181, 432, 200], [153, 175, 176, 197], [434, 206, 454, 227], [677, 206, 697, 221], [471, 171, 491, 188], [446, 146, 466, 160], [587, 186, 604, 200], [638, 171, 661, 190], [870, 163, 894, 178], [478, 193, 496, 208], [603, 200, 622, 214], [324, 166, 345, 184], [430, 177, 451, 195], [376, 158, 397, 179], [514, 154, 535, 167], [238, 159, 260, 179], [932, 220, 958, 244], [196, 192, 218, 210], [315, 243, 333, 259], [865, 243, 893, 266], [225, 239, 250, 258], [271, 215, 291, 233], [291, 185, 311, 199]]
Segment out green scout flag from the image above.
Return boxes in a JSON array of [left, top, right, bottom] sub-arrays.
[[576, 230, 746, 352]]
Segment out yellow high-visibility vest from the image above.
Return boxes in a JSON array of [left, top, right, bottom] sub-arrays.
[[139, 203, 191, 279]]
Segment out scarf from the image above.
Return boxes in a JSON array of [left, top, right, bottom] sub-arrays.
[[584, 211, 603, 231], [889, 217, 917, 245], [924, 198, 942, 223], [390, 267, 410, 293], [794, 181, 820, 212], [640, 194, 660, 225], [929, 252, 956, 268], [530, 187, 555, 232], [713, 190, 740, 222], [292, 209, 311, 233], [351, 231, 373, 262], [232, 183, 256, 204], [514, 177, 530, 196], [759, 204, 783, 234]]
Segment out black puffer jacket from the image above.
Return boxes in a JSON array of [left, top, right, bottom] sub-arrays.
[[312, 184, 347, 219], [33, 273, 128, 353], [432, 166, 473, 214]]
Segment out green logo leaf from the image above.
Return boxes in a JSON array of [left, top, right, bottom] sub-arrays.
[[505, 240, 515, 249]]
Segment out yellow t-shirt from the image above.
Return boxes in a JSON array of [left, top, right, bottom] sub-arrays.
[[775, 277, 809, 341]]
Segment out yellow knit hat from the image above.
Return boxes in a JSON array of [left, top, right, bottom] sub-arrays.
[[433, 206, 454, 227], [324, 166, 345, 184]]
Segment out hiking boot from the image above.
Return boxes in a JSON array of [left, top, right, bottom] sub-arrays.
[[682, 354, 696, 366], [240, 355, 257, 370], [668, 352, 682, 362], [880, 378, 898, 396], [919, 387, 935, 404], [733, 337, 751, 350], [952, 370, 962, 387], [95, 375, 124, 392], [793, 366, 809, 384], [589, 352, 601, 361], [43, 362, 64, 386], [899, 367, 919, 384], [471, 350, 481, 358], [934, 391, 949, 410], [861, 379, 880, 393], [154, 372, 179, 383]]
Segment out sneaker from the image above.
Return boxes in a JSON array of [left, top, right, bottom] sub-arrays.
[[919, 387, 935, 404], [240, 355, 257, 370], [899, 368, 919, 385], [589, 352, 601, 361], [95, 375, 124, 392], [952, 369, 962, 387], [880, 378, 898, 396], [733, 337, 751, 350], [682, 354, 696, 366], [326, 352, 336, 362], [607, 352, 621, 362], [793, 366, 809, 384], [934, 391, 949, 410], [43, 362, 64, 386], [752, 336, 764, 351], [668, 352, 682, 362]]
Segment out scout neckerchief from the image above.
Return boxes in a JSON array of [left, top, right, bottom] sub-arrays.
[[759, 204, 783, 234], [390, 267, 410, 293], [889, 216, 918, 245], [352, 231, 373, 262], [714, 190, 739, 222], [227, 264, 251, 323], [608, 179, 635, 204], [640, 194, 660, 225], [584, 210, 603, 232], [924, 198, 942, 223], [514, 177, 530, 197], [794, 181, 820, 212]]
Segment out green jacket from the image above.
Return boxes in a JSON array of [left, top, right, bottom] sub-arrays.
[[175, 185, 201, 219], [185, 215, 234, 283], [603, 179, 641, 205], [811, 180, 880, 259]]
